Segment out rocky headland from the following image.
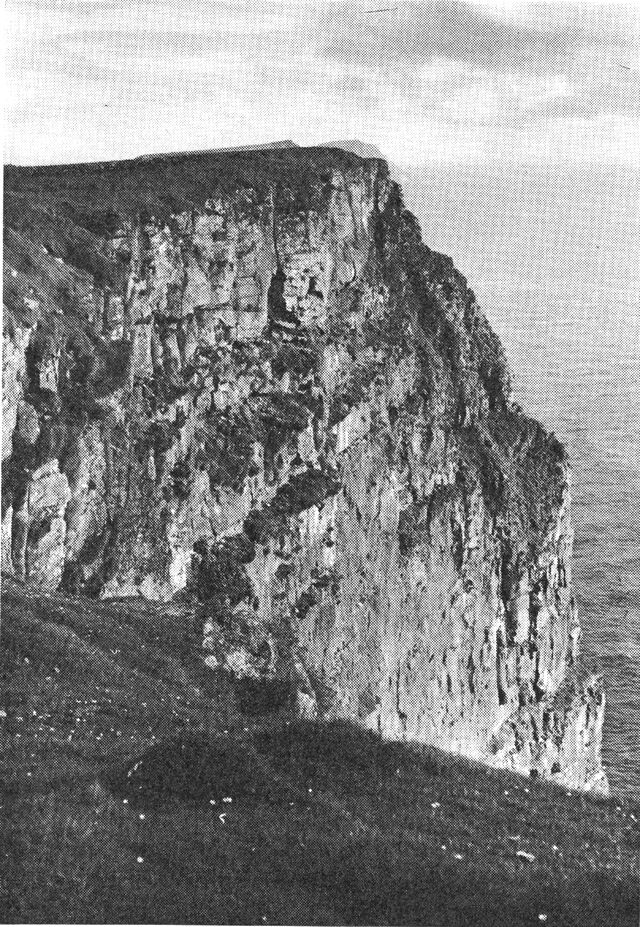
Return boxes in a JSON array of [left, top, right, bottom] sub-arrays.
[[2, 145, 607, 793]]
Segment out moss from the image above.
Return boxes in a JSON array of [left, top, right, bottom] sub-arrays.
[[397, 503, 426, 557], [328, 361, 379, 427], [26, 516, 55, 548], [57, 204, 122, 238], [426, 484, 461, 537], [193, 533, 255, 608], [5, 196, 116, 289], [63, 240, 110, 286], [398, 482, 465, 559], [266, 265, 289, 325], [270, 342, 319, 380], [275, 467, 340, 514], [197, 409, 257, 491], [170, 458, 192, 500], [253, 392, 311, 464], [1, 435, 37, 515], [245, 468, 341, 544], [458, 428, 505, 519], [244, 508, 287, 545]]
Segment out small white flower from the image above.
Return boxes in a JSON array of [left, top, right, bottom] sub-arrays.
[[137, 856, 144, 864], [123, 799, 128, 804], [431, 802, 440, 809], [538, 915, 548, 923], [453, 853, 464, 860], [223, 797, 232, 803], [139, 814, 145, 820]]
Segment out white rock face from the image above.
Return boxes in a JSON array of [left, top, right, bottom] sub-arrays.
[[7, 461, 73, 587], [2, 323, 33, 461]]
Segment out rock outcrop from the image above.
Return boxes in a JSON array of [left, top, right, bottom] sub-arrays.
[[1, 146, 607, 793]]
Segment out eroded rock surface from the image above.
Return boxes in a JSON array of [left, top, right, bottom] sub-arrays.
[[2, 147, 607, 792]]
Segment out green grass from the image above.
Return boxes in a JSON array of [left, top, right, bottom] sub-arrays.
[[1, 578, 638, 925]]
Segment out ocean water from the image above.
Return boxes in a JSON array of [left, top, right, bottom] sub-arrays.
[[403, 164, 640, 801], [496, 315, 640, 802]]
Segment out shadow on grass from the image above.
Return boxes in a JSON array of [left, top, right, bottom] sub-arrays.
[[107, 732, 299, 809]]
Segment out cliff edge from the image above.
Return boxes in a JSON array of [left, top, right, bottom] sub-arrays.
[[2, 146, 607, 792]]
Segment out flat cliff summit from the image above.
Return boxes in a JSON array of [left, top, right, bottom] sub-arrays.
[[2, 144, 607, 793]]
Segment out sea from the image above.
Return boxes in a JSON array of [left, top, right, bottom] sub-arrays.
[[403, 163, 640, 802]]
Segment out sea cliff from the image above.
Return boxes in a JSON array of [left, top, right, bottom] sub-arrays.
[[2, 146, 607, 792]]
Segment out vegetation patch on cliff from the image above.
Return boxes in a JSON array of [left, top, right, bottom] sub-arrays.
[[245, 467, 341, 543]]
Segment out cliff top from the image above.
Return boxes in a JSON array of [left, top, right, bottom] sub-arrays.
[[4, 145, 386, 224], [4, 141, 380, 174]]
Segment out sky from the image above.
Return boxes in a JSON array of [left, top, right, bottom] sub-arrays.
[[4, 0, 640, 167]]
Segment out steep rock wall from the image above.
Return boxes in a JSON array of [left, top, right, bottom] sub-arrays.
[[2, 147, 607, 792]]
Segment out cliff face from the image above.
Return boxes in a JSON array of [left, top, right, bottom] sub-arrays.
[[2, 147, 607, 792]]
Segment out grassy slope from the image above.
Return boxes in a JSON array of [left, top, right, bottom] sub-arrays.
[[1, 579, 638, 926]]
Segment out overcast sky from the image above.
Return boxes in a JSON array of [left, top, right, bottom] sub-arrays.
[[4, 0, 640, 167]]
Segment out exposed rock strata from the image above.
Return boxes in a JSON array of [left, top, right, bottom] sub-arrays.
[[2, 147, 607, 792]]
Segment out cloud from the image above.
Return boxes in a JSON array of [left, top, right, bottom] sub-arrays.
[[322, 1, 589, 72], [4, 0, 639, 166]]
